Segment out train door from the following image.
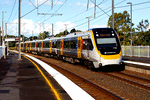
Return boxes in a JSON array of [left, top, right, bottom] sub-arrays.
[[50, 40, 52, 53], [23, 43, 24, 51], [60, 39, 64, 55], [35, 42, 37, 51], [30, 42, 31, 51], [41, 41, 43, 52], [26, 43, 28, 51], [77, 37, 83, 58]]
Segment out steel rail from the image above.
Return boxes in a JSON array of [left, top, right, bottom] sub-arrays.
[[99, 72, 150, 90], [37, 57, 124, 100]]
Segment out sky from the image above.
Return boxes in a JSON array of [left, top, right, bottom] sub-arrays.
[[0, 0, 150, 37]]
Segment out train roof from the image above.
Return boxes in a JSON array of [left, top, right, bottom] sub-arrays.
[[88, 27, 113, 31]]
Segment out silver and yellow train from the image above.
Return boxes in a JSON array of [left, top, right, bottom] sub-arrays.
[[15, 28, 124, 70]]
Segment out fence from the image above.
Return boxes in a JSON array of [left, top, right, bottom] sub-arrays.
[[122, 46, 150, 58], [0, 46, 4, 59]]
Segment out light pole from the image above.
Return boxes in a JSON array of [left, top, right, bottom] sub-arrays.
[[2, 11, 7, 46], [127, 2, 132, 46], [64, 24, 68, 35], [18, 0, 21, 60], [2, 11, 7, 59], [112, 0, 114, 29], [86, 16, 92, 30]]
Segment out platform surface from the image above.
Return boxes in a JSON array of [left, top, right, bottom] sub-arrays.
[[0, 52, 72, 100]]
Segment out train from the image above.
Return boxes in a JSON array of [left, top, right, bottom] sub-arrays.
[[15, 28, 124, 70]]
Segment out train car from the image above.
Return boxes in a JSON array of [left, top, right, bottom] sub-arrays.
[[83, 28, 123, 69], [16, 28, 123, 70]]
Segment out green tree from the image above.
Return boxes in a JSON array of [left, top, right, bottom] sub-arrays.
[[55, 28, 82, 37], [70, 28, 82, 33], [38, 31, 50, 39], [108, 10, 133, 32], [135, 19, 150, 45], [108, 10, 134, 45], [70, 28, 76, 33], [55, 30, 69, 37], [136, 19, 149, 32]]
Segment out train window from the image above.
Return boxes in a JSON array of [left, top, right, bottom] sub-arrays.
[[53, 41, 57, 48], [21, 43, 23, 47], [46, 42, 49, 48], [43, 41, 49, 48], [64, 41, 70, 49], [28, 43, 30, 47], [96, 38, 116, 44], [83, 39, 93, 50], [56, 41, 60, 48], [32, 42, 35, 47], [39, 42, 42, 47], [71, 40, 76, 49], [37, 42, 39, 47]]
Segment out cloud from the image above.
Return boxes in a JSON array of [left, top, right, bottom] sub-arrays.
[[8, 19, 77, 37], [54, 1, 63, 5], [3, 0, 11, 4], [76, 2, 94, 8], [30, 0, 51, 6], [91, 25, 107, 28], [54, 21, 76, 35], [8, 19, 35, 36], [30, 0, 63, 6]]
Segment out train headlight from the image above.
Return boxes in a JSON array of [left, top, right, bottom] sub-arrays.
[[119, 61, 124, 65], [99, 63, 102, 67]]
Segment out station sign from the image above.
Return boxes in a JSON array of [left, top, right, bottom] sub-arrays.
[[5, 38, 22, 42]]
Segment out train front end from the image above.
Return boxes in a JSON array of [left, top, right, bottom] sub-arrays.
[[91, 28, 123, 68]]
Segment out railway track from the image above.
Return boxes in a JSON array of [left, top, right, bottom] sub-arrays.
[[21, 51, 150, 100], [101, 72, 150, 90], [37, 57, 124, 100]]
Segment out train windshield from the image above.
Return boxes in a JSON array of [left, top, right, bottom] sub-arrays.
[[92, 28, 121, 55], [97, 38, 116, 44]]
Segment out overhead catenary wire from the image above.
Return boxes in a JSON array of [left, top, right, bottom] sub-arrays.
[[53, 0, 125, 32], [36, 0, 61, 22], [115, 1, 150, 9], [21, 0, 49, 18], [56, 0, 150, 33], [7, 0, 17, 23], [62, 0, 125, 26], [7, 0, 150, 36], [63, 0, 108, 22], [44, 0, 109, 32], [43, 0, 67, 23]]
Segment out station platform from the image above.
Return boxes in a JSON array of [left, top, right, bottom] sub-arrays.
[[122, 56, 150, 64], [0, 52, 72, 100], [0, 51, 95, 100]]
